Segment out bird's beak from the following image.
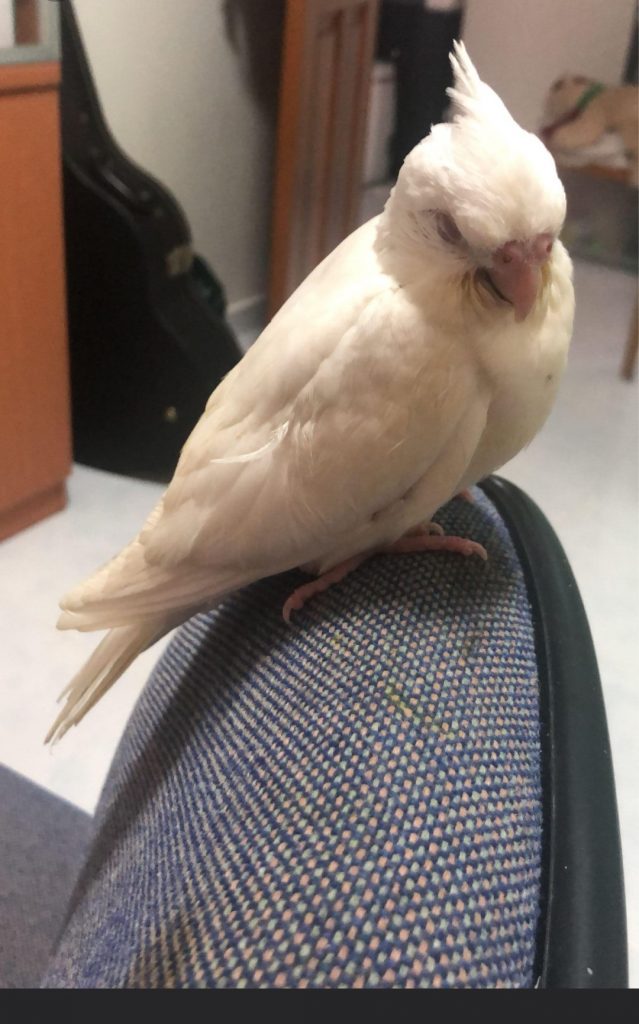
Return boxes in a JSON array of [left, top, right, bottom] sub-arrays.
[[488, 234, 553, 322]]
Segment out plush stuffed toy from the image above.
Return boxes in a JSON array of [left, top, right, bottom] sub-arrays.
[[541, 75, 638, 185]]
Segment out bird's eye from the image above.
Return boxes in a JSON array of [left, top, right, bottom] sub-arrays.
[[434, 211, 462, 245]]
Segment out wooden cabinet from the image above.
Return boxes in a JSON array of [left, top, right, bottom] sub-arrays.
[[0, 56, 71, 541]]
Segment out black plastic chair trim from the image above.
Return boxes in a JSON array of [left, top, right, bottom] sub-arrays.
[[480, 476, 627, 988]]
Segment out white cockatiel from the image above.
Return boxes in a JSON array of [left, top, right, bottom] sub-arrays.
[[47, 44, 574, 743]]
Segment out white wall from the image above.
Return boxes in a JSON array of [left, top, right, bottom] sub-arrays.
[[74, 0, 282, 309], [462, 0, 637, 131], [0, 0, 14, 48]]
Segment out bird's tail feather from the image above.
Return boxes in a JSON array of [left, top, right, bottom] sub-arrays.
[[45, 619, 165, 745]]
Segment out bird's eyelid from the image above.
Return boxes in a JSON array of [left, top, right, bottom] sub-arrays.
[[432, 210, 464, 245]]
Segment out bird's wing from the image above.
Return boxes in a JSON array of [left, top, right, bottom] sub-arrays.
[[59, 223, 486, 629]]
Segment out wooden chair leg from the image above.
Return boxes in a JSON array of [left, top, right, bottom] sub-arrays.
[[621, 295, 638, 381]]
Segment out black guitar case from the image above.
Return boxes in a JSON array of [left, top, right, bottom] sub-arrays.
[[60, 2, 242, 481]]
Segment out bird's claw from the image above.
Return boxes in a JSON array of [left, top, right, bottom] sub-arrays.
[[409, 520, 444, 537], [282, 554, 367, 623], [386, 533, 488, 560], [282, 590, 307, 624], [456, 489, 475, 504]]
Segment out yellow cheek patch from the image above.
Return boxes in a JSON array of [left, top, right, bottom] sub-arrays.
[[462, 270, 499, 316], [540, 262, 552, 291]]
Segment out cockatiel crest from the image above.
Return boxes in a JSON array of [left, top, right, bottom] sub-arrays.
[[383, 43, 567, 297], [47, 42, 574, 743]]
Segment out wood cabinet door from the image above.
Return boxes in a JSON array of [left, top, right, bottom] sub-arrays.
[[0, 61, 71, 541], [268, 0, 379, 317]]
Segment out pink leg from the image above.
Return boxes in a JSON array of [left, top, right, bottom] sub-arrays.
[[282, 554, 368, 623]]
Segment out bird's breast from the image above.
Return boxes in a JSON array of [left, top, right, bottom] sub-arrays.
[[462, 323, 570, 488]]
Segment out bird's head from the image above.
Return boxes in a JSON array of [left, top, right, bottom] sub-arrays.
[[379, 41, 567, 322]]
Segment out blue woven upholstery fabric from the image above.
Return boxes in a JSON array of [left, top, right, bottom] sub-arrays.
[[44, 489, 543, 988], [0, 767, 92, 988]]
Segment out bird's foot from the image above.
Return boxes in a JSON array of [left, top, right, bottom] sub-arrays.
[[282, 554, 367, 623], [282, 526, 487, 622], [383, 532, 488, 560], [456, 488, 475, 503], [407, 520, 445, 537]]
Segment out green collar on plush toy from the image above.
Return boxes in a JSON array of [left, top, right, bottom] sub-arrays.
[[574, 81, 606, 114], [542, 82, 606, 141]]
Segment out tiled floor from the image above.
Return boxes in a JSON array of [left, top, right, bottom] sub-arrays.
[[1, 258, 636, 983]]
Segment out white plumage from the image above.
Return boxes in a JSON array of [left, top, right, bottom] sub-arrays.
[[47, 44, 574, 743]]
